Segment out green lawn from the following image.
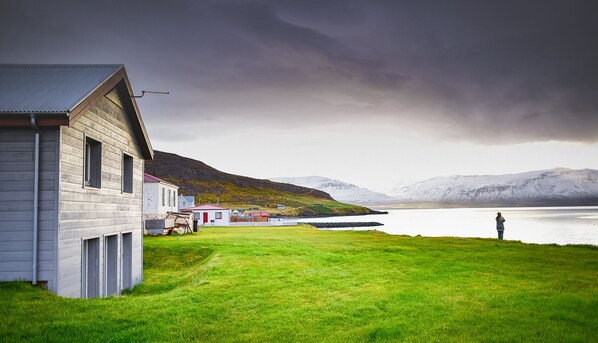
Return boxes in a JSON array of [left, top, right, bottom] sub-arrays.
[[1, 226, 597, 342]]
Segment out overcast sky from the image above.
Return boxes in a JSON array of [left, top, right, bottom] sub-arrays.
[[2, 0, 597, 190]]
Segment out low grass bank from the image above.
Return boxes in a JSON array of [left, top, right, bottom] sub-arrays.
[[217, 195, 377, 217], [1, 226, 597, 342]]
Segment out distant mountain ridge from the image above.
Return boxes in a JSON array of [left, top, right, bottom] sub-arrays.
[[270, 176, 393, 205], [391, 168, 598, 206], [147, 153, 598, 209], [146, 151, 333, 200], [274, 169, 598, 207], [144, 151, 381, 216]]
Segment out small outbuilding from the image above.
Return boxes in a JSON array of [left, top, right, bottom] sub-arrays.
[[181, 204, 230, 226], [250, 211, 270, 222]]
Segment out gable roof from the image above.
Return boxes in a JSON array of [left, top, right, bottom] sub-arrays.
[[0, 64, 153, 159], [143, 173, 179, 188], [0, 64, 121, 113]]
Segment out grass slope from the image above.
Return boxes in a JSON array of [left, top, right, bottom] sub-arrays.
[[1, 227, 597, 342]]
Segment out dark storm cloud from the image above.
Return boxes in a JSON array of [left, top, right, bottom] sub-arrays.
[[1, 0, 597, 143]]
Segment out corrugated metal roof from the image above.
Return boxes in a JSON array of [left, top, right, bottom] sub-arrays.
[[0, 64, 122, 113]]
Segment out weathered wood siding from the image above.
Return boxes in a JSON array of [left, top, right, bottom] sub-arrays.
[[57, 94, 144, 297], [0, 129, 59, 291]]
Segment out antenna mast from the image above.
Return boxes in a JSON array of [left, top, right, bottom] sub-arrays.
[[132, 90, 170, 98]]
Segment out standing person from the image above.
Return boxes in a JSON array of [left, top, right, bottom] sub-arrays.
[[496, 212, 506, 240]]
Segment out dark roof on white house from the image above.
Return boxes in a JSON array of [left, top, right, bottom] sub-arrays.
[[0, 64, 122, 113], [143, 173, 179, 188], [0, 64, 153, 160]]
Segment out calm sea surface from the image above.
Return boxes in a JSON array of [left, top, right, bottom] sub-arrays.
[[298, 206, 598, 246]]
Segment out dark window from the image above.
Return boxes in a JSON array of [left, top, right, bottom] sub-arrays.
[[122, 154, 133, 193], [105, 235, 118, 296], [121, 233, 133, 290], [84, 137, 101, 188], [168, 189, 171, 206], [82, 238, 100, 298], [215, 212, 222, 219], [162, 188, 165, 206]]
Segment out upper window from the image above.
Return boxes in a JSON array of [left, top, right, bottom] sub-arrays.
[[84, 137, 102, 188], [122, 154, 133, 193], [168, 189, 172, 206], [162, 188, 165, 206]]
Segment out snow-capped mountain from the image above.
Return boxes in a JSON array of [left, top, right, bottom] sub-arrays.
[[392, 168, 598, 205], [270, 176, 393, 205]]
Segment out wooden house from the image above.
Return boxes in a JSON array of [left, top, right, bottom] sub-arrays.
[[0, 64, 153, 298]]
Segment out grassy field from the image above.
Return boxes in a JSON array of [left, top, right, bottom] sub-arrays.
[[1, 226, 597, 342]]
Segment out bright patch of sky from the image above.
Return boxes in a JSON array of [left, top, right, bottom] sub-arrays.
[[152, 121, 598, 191]]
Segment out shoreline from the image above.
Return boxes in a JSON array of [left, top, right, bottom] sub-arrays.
[[302, 221, 384, 228], [274, 209, 388, 219], [279, 204, 598, 219], [292, 206, 598, 246]]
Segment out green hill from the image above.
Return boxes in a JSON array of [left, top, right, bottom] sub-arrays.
[[145, 150, 381, 216]]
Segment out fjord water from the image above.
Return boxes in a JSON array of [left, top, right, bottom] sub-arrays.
[[299, 206, 598, 245]]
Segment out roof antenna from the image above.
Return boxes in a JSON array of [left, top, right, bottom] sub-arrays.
[[132, 90, 170, 98]]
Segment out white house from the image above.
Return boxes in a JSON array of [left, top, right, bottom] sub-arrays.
[[143, 173, 179, 217], [181, 204, 231, 226], [178, 195, 195, 211], [0, 64, 153, 298]]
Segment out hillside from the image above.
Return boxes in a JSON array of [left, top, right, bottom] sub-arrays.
[[390, 168, 598, 206], [145, 151, 380, 216], [270, 176, 393, 205]]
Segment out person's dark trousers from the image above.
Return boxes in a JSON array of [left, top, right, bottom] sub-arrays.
[[498, 231, 504, 240]]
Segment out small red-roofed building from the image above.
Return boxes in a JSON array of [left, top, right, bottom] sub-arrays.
[[250, 212, 270, 222]]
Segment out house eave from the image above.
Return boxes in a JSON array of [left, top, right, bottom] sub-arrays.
[[0, 112, 69, 127]]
